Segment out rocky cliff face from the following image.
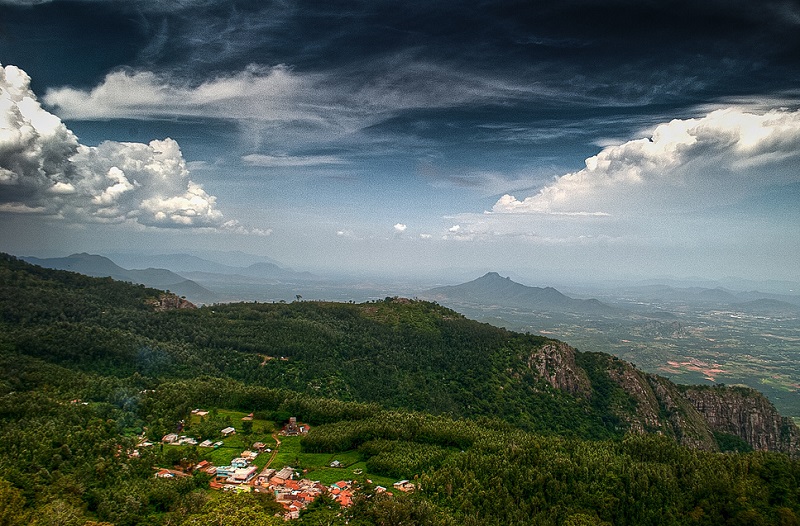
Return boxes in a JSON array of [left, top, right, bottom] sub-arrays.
[[150, 293, 196, 312], [527, 342, 592, 398], [645, 375, 718, 450], [544, 342, 799, 456], [681, 385, 800, 455], [589, 354, 717, 450]]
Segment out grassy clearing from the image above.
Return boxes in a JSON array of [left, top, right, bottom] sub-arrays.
[[267, 436, 397, 487], [271, 435, 302, 468], [200, 445, 241, 466]]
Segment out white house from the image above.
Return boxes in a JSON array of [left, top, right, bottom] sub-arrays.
[[221, 426, 236, 437]]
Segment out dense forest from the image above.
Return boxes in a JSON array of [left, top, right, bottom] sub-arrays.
[[1, 253, 799, 525]]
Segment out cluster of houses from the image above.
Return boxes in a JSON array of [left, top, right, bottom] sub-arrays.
[[254, 467, 389, 520], [197, 444, 357, 520], [161, 433, 198, 446], [257, 467, 330, 519], [211, 450, 262, 485], [154, 445, 415, 521], [149, 411, 415, 520]]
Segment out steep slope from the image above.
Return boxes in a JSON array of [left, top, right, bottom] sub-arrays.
[[1, 254, 796, 455], [424, 272, 617, 315], [681, 384, 800, 454]]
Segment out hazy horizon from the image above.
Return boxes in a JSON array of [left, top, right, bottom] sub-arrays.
[[2, 1, 799, 284], [10, 249, 800, 297]]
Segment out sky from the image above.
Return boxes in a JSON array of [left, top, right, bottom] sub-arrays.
[[1, 0, 800, 283]]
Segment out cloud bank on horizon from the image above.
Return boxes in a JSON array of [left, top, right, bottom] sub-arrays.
[[0, 63, 262, 233]]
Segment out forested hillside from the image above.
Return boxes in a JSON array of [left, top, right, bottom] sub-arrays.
[[1, 253, 799, 525], [2, 253, 795, 451]]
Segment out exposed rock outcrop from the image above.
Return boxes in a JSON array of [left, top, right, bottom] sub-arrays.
[[605, 359, 664, 435], [548, 342, 798, 455], [587, 354, 717, 450], [150, 293, 196, 312], [646, 375, 717, 450], [682, 385, 800, 455], [528, 342, 592, 398]]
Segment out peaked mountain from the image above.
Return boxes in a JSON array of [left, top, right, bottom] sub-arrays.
[[423, 272, 617, 315], [20, 253, 216, 303]]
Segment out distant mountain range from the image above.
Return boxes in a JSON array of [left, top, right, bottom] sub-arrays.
[[20, 253, 218, 303], [106, 252, 317, 283], [598, 283, 800, 310], [19, 252, 320, 304], [422, 272, 619, 315]]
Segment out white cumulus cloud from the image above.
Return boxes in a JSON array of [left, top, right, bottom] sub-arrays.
[[393, 223, 407, 233], [492, 108, 800, 216], [436, 107, 800, 247], [0, 65, 79, 196], [0, 63, 253, 231]]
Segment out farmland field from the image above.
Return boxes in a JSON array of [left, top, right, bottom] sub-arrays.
[[448, 298, 800, 419]]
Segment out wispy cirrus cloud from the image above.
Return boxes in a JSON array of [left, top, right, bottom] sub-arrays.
[[43, 65, 329, 124], [242, 153, 346, 168], [41, 56, 661, 142]]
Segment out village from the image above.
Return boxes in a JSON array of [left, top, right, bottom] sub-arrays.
[[145, 412, 415, 521]]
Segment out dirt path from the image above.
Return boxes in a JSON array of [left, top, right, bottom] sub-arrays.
[[265, 433, 281, 468]]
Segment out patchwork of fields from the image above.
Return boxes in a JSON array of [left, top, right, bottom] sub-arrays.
[[454, 300, 800, 418]]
